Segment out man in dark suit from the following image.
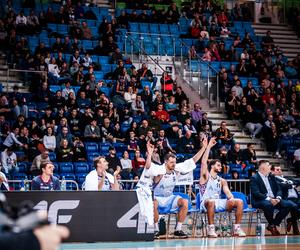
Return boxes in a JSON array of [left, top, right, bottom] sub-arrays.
[[271, 165, 300, 235], [250, 160, 295, 235]]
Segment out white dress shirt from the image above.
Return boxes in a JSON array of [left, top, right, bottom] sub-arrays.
[[258, 172, 275, 199]]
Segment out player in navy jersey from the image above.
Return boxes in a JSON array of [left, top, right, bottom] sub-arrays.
[[31, 162, 60, 190]]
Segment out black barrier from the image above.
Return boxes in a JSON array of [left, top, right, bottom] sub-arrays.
[[5, 191, 154, 242]]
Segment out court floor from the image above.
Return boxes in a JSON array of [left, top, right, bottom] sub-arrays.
[[61, 236, 300, 250]]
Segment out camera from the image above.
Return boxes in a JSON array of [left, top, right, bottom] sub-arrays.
[[0, 193, 49, 233]]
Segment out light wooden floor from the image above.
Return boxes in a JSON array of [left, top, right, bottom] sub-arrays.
[[61, 236, 300, 250]]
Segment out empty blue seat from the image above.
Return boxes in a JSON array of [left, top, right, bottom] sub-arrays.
[[59, 162, 74, 174], [48, 152, 56, 162], [76, 173, 87, 188], [18, 162, 28, 173], [101, 64, 112, 73], [99, 86, 111, 97], [87, 152, 100, 162], [74, 162, 90, 174], [85, 142, 99, 152], [99, 143, 111, 154], [49, 85, 61, 93]]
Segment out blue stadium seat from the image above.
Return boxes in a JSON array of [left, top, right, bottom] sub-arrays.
[[74, 162, 90, 174], [18, 162, 28, 173], [85, 142, 99, 152], [76, 173, 87, 188], [99, 143, 111, 155], [99, 86, 112, 97], [49, 85, 61, 93], [48, 152, 56, 162], [59, 162, 74, 174], [87, 152, 100, 162]]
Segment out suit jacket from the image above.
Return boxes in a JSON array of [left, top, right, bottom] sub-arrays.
[[274, 176, 300, 200], [250, 173, 282, 206]]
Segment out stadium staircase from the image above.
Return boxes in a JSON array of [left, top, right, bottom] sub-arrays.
[[0, 51, 29, 93], [252, 23, 300, 60]]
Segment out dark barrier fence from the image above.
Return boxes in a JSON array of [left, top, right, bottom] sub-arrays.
[[5, 191, 154, 242]]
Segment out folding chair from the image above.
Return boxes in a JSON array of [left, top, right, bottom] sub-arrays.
[[232, 191, 257, 235]]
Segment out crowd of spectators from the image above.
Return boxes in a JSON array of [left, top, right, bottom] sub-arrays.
[[0, 0, 299, 185]]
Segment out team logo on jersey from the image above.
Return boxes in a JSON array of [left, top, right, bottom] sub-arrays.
[[34, 200, 80, 224]]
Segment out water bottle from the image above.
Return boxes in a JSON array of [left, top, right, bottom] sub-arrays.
[[20, 180, 25, 191], [256, 217, 262, 236], [61, 176, 66, 191], [24, 176, 30, 191]]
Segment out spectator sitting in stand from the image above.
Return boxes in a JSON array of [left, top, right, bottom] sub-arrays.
[[177, 130, 195, 154], [215, 121, 234, 146], [72, 137, 86, 161], [191, 103, 203, 127], [30, 149, 50, 176], [242, 143, 257, 167], [1, 147, 18, 175], [43, 127, 56, 152], [155, 104, 170, 123], [132, 149, 146, 177], [57, 139, 73, 162], [106, 146, 122, 175], [84, 119, 101, 141], [137, 63, 157, 90], [227, 143, 243, 165]]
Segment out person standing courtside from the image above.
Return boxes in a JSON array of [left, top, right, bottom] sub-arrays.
[[250, 160, 294, 235], [199, 137, 246, 237]]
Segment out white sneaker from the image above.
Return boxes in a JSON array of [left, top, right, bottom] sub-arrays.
[[233, 225, 246, 237], [275, 152, 282, 158], [207, 225, 218, 238]]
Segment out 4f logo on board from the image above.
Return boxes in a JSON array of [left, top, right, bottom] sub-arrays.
[[117, 203, 154, 234], [34, 200, 80, 224]]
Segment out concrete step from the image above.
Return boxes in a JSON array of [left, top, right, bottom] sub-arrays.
[[255, 29, 296, 35], [281, 48, 300, 53], [212, 125, 240, 131], [252, 24, 291, 30], [273, 38, 300, 44], [256, 33, 298, 39], [276, 43, 300, 49], [207, 114, 227, 119], [0, 65, 8, 70], [284, 53, 298, 59]]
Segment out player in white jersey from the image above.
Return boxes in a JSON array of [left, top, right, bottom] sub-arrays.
[[146, 138, 208, 238], [84, 156, 120, 191], [199, 137, 246, 237]]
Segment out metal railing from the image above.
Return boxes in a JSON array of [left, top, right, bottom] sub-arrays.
[[7, 179, 79, 191], [6, 179, 250, 197], [179, 40, 220, 108]]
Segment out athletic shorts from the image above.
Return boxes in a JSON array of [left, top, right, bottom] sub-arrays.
[[200, 198, 227, 212], [155, 194, 182, 211]]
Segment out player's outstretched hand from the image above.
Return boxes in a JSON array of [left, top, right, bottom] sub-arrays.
[[146, 141, 155, 155], [208, 137, 217, 148], [202, 137, 208, 148]]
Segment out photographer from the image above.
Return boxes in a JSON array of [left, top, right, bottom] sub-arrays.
[[0, 217, 69, 250], [0, 192, 69, 250]]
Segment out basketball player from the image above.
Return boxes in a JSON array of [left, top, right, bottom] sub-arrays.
[[199, 137, 246, 237], [146, 137, 208, 238], [31, 162, 60, 190], [84, 156, 120, 191]]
